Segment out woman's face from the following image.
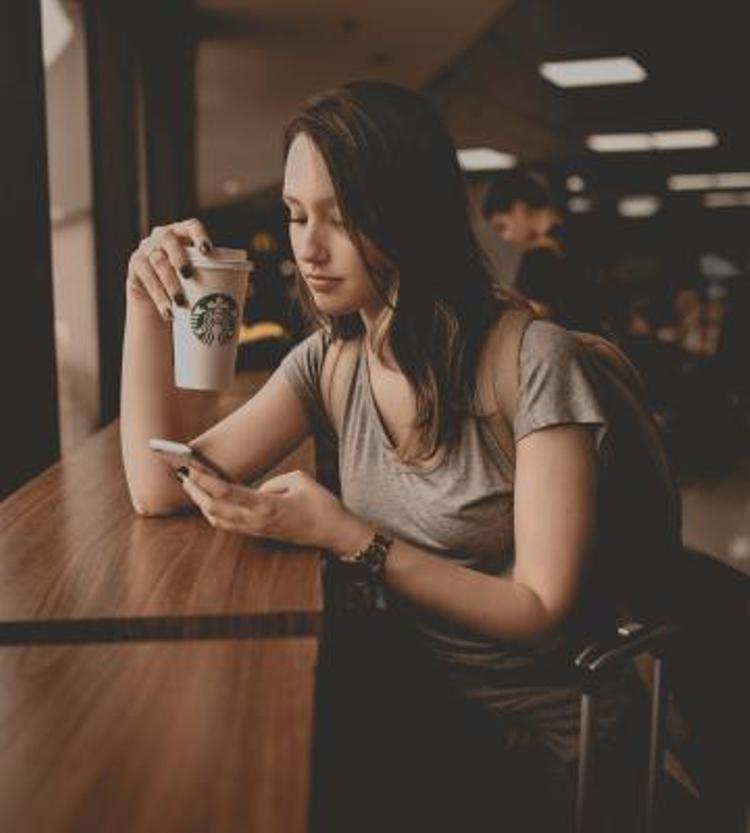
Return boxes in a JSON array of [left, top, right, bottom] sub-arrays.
[[283, 133, 386, 323]]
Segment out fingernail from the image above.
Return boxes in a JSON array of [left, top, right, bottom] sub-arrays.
[[174, 291, 187, 307], [180, 264, 194, 279], [175, 466, 189, 482], [199, 241, 212, 255], [163, 308, 174, 321]]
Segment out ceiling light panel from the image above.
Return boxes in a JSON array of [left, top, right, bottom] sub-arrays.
[[715, 172, 750, 188], [540, 56, 647, 88], [588, 130, 719, 153], [651, 130, 718, 149], [702, 191, 750, 207], [668, 172, 750, 191], [457, 148, 517, 171], [587, 134, 651, 152]]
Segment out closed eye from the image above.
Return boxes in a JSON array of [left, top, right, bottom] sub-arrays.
[[286, 215, 346, 230]]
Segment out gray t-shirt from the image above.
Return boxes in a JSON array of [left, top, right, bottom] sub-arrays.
[[280, 319, 625, 761]]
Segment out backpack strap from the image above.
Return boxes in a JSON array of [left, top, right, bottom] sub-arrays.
[[477, 307, 537, 468]]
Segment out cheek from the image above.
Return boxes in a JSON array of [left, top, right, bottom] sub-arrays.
[[287, 226, 301, 257]]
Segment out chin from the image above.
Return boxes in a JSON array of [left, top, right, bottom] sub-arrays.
[[316, 303, 361, 318]]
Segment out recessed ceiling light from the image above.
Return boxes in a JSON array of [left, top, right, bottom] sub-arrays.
[[668, 171, 750, 191], [568, 196, 592, 213], [457, 148, 517, 171], [618, 195, 661, 218], [566, 175, 586, 192], [539, 56, 646, 88], [588, 130, 718, 153]]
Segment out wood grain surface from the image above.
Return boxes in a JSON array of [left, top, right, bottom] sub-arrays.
[[0, 372, 323, 640], [0, 638, 318, 833]]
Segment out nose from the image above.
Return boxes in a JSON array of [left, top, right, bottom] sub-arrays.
[[295, 220, 329, 269]]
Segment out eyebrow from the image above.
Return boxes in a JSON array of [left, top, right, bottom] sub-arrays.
[[282, 194, 338, 207]]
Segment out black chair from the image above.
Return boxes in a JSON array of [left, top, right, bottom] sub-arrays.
[[573, 548, 749, 833], [311, 548, 748, 833]]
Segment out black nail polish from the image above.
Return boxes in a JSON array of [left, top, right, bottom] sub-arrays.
[[175, 466, 189, 482], [174, 292, 187, 307], [199, 241, 211, 255], [180, 264, 194, 279]]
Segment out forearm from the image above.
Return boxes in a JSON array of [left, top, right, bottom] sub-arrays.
[[386, 539, 553, 641], [120, 299, 215, 514], [331, 521, 553, 642]]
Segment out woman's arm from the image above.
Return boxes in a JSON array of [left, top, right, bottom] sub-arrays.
[[120, 294, 213, 516], [333, 423, 598, 642], [122, 293, 313, 518], [174, 419, 597, 644], [120, 219, 314, 517]]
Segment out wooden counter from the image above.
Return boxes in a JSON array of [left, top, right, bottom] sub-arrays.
[[0, 371, 324, 831], [0, 638, 317, 833], [0, 373, 323, 643]]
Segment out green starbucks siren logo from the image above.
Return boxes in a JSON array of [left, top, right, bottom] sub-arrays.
[[190, 293, 239, 346]]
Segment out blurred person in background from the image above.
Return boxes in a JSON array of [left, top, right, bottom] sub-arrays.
[[482, 169, 602, 334]]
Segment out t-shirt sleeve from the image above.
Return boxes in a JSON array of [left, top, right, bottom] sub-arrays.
[[514, 320, 608, 456], [278, 329, 334, 438]]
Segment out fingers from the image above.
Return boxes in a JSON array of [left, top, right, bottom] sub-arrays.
[[126, 218, 214, 319], [185, 467, 232, 499], [159, 231, 194, 284], [180, 471, 267, 533], [127, 251, 174, 320], [148, 247, 185, 311], [257, 470, 305, 494], [161, 218, 214, 255]]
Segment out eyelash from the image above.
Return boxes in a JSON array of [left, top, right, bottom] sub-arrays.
[[286, 216, 345, 229]]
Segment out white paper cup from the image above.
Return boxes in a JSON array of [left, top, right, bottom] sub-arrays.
[[172, 246, 252, 390]]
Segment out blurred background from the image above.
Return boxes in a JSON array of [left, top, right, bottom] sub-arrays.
[[3, 0, 748, 573]]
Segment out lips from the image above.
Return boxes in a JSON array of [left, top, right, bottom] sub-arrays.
[[306, 275, 343, 293]]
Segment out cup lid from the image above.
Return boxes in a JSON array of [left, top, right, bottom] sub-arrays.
[[186, 245, 252, 270]]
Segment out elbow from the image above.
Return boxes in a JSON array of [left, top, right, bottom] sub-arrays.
[[131, 499, 166, 517], [508, 582, 569, 644], [129, 494, 184, 518], [123, 473, 187, 517], [525, 609, 562, 644]]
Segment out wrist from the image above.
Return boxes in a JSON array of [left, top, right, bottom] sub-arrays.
[[329, 514, 376, 559]]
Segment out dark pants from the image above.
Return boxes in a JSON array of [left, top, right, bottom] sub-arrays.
[[311, 611, 584, 833]]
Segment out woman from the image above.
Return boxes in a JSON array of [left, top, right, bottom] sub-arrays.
[[121, 82, 634, 830]]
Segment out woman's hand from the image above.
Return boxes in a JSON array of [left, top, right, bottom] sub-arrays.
[[126, 218, 215, 322], [179, 467, 374, 556]]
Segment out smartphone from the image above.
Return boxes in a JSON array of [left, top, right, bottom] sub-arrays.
[[148, 438, 235, 483]]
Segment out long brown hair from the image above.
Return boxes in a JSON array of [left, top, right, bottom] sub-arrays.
[[283, 81, 511, 461]]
